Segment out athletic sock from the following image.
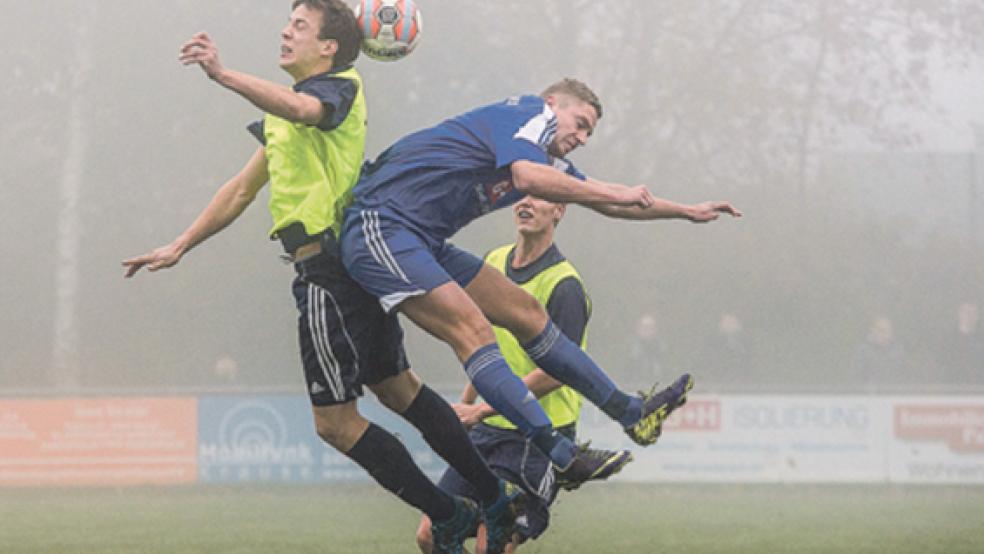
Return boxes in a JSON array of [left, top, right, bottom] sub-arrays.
[[401, 385, 500, 505], [601, 391, 643, 428], [464, 343, 577, 468], [345, 422, 454, 521], [524, 320, 642, 427]]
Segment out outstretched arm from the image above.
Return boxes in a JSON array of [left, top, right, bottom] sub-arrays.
[[511, 160, 655, 208], [587, 187, 743, 222], [121, 147, 269, 278], [512, 161, 741, 222], [179, 32, 326, 125]]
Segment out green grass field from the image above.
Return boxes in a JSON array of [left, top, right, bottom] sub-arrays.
[[3, 483, 983, 553]]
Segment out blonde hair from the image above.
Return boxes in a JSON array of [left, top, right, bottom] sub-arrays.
[[541, 78, 603, 119]]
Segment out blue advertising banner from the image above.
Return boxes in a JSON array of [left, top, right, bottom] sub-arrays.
[[198, 395, 447, 483]]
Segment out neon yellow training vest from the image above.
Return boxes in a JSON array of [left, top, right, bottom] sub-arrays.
[[263, 67, 366, 238], [482, 244, 590, 430]]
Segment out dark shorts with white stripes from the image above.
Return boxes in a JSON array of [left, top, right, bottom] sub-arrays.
[[291, 230, 409, 407], [436, 423, 577, 542]]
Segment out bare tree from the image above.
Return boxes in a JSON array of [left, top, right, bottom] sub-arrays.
[[52, 4, 97, 388]]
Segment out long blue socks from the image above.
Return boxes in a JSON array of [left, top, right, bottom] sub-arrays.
[[464, 344, 576, 468], [524, 321, 642, 428]]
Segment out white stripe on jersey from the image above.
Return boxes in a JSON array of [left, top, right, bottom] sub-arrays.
[[513, 104, 556, 149]]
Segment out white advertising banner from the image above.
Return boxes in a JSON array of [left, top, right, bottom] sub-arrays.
[[578, 394, 984, 484], [888, 398, 984, 484]]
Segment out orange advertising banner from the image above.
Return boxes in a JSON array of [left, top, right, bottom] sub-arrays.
[[0, 397, 197, 486]]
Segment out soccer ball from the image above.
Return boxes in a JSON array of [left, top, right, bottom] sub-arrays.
[[354, 0, 422, 62]]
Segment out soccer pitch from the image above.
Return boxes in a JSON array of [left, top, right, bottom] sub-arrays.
[[3, 483, 982, 553]]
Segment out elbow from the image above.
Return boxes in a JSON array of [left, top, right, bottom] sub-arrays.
[[284, 102, 310, 124], [284, 99, 321, 126]]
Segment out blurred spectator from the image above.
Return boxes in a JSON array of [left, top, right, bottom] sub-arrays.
[[939, 301, 983, 386], [625, 313, 667, 384], [211, 354, 241, 387], [702, 312, 754, 387], [852, 315, 906, 392]]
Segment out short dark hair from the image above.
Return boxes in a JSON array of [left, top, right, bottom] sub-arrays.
[[541, 78, 603, 119], [292, 0, 363, 67]]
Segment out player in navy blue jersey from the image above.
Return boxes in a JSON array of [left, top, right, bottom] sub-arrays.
[[340, 78, 741, 480]]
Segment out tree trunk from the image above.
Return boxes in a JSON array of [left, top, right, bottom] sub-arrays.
[[52, 5, 95, 389]]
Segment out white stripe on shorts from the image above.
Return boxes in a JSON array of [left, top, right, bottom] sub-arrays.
[[362, 210, 412, 283], [308, 284, 345, 400]]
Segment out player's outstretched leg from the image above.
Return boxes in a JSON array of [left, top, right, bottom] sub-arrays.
[[624, 373, 694, 445], [478, 480, 524, 554], [373, 373, 504, 507], [465, 265, 691, 446], [430, 495, 481, 554]]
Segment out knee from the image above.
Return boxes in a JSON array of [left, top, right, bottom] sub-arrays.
[[461, 316, 498, 347], [312, 405, 365, 451], [313, 417, 348, 449], [314, 420, 342, 448], [448, 305, 497, 343], [505, 292, 548, 342], [443, 312, 498, 357], [415, 517, 433, 554], [369, 370, 422, 413]]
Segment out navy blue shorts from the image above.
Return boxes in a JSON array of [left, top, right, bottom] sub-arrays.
[[436, 423, 576, 542], [340, 207, 485, 312], [291, 230, 409, 406]]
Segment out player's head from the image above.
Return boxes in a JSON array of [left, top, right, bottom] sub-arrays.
[[281, 0, 361, 80], [514, 195, 566, 238], [541, 79, 603, 157]]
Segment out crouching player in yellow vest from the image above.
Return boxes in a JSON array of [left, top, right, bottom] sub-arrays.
[[416, 196, 633, 553]]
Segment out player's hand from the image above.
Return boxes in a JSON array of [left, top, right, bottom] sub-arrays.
[[452, 402, 489, 429], [121, 243, 184, 278], [179, 32, 225, 80], [687, 201, 743, 223]]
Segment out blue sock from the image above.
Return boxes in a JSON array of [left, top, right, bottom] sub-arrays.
[[524, 320, 642, 428], [465, 344, 577, 467]]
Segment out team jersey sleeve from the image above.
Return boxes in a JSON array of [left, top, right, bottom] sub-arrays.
[[294, 76, 358, 132], [545, 277, 590, 345], [488, 99, 553, 169]]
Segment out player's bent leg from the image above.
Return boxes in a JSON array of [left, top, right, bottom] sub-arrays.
[[373, 369, 502, 505], [400, 285, 579, 472], [465, 265, 630, 420], [311, 402, 369, 452], [463, 263, 548, 343], [465, 264, 635, 423], [315, 403, 468, 545], [368, 368, 423, 413], [399, 281, 498, 361], [471, 273, 691, 446]]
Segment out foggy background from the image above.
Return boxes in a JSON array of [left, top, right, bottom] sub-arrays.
[[2, 0, 982, 397]]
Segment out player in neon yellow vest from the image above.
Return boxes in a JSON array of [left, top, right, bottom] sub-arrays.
[[416, 195, 632, 552], [121, 3, 523, 552]]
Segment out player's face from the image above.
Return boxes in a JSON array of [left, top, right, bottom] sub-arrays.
[[280, 5, 333, 78], [547, 95, 598, 157], [514, 195, 564, 235]]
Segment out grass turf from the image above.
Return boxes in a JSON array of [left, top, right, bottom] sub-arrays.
[[2, 483, 982, 553]]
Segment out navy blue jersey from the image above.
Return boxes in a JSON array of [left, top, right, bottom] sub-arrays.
[[352, 95, 586, 239]]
